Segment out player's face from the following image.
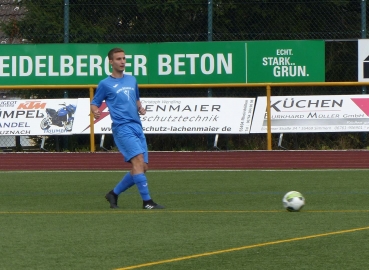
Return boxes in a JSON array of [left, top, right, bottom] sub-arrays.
[[110, 52, 126, 73]]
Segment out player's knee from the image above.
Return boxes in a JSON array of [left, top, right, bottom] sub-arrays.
[[131, 154, 145, 173], [132, 162, 144, 172]]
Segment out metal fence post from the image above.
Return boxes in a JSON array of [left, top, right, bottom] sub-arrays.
[[361, 0, 367, 145], [362, 0, 367, 95], [266, 85, 272, 150], [89, 87, 96, 152], [63, 0, 70, 151], [207, 0, 215, 149], [207, 0, 213, 98]]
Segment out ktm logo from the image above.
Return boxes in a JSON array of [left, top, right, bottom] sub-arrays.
[[17, 101, 47, 110]]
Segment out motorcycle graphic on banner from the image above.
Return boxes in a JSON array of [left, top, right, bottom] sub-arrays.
[[40, 103, 77, 131]]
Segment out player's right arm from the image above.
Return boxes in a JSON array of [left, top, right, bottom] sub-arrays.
[[90, 105, 101, 119], [90, 82, 105, 119]]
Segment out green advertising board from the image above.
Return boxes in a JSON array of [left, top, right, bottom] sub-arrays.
[[246, 40, 325, 83], [0, 41, 324, 85]]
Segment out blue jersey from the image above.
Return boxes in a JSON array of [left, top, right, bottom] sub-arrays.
[[91, 75, 141, 129]]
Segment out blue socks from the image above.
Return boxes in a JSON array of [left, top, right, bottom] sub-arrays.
[[113, 172, 134, 195], [132, 173, 151, 201], [113, 172, 151, 201]]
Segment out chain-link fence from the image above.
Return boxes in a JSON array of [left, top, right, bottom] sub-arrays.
[[0, 0, 368, 151]]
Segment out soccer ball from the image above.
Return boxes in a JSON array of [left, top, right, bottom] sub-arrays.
[[282, 191, 305, 212]]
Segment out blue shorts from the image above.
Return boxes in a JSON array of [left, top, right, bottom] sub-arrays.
[[112, 124, 148, 163]]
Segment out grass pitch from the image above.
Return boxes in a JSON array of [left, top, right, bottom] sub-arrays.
[[1, 170, 369, 269]]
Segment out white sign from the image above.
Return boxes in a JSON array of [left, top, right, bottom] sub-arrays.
[[251, 95, 369, 133], [0, 98, 255, 135], [358, 39, 369, 82], [0, 99, 81, 136], [76, 98, 256, 134]]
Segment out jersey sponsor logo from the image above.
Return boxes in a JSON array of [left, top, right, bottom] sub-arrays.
[[117, 86, 134, 100]]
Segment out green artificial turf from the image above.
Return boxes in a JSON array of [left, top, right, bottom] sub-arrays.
[[0, 170, 368, 269]]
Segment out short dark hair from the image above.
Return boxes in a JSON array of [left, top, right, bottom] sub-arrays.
[[108, 48, 125, 60]]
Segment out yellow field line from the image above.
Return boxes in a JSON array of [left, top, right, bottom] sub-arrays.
[[0, 210, 281, 214], [1, 209, 369, 215], [115, 226, 369, 270]]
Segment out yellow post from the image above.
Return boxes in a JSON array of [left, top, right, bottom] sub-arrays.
[[89, 87, 96, 152], [266, 85, 272, 150]]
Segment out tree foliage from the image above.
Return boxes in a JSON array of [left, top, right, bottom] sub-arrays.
[[2, 0, 363, 44]]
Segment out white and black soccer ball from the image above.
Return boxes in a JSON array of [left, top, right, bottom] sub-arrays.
[[282, 191, 305, 212]]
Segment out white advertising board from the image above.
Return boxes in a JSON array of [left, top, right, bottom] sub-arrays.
[[0, 99, 82, 136], [358, 39, 369, 82], [250, 95, 369, 133], [0, 98, 255, 135], [75, 98, 256, 134]]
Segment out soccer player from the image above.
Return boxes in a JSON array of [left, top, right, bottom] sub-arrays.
[[90, 47, 164, 210]]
